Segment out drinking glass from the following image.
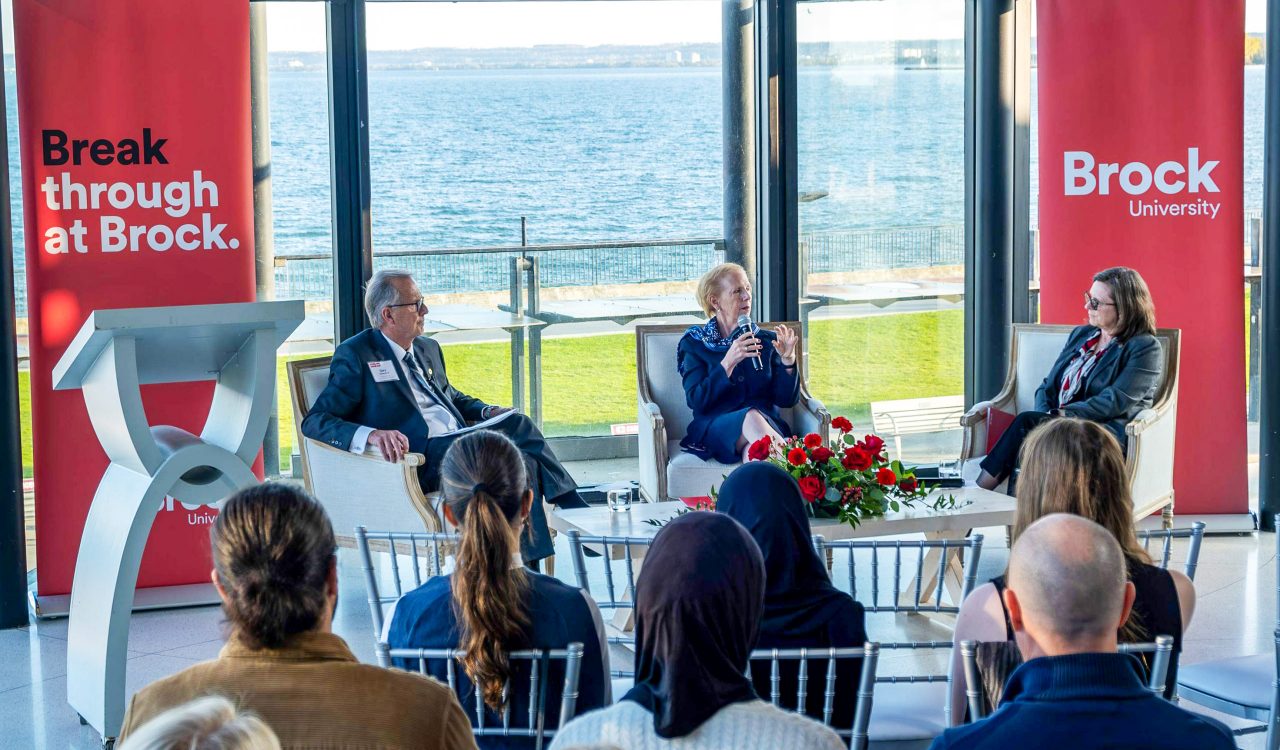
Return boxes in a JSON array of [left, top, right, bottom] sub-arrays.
[[607, 489, 632, 513]]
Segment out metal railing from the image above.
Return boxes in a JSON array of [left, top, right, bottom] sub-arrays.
[[9, 213, 1265, 314], [274, 237, 725, 302]]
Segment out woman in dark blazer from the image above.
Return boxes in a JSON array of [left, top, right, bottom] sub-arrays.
[[977, 266, 1164, 491], [678, 263, 801, 464]]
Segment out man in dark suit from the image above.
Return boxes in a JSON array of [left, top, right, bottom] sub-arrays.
[[301, 269, 586, 565]]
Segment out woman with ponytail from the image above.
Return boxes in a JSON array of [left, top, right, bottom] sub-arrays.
[[119, 483, 477, 749], [388, 430, 610, 749]]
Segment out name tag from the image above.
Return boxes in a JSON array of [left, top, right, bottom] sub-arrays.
[[367, 361, 400, 383]]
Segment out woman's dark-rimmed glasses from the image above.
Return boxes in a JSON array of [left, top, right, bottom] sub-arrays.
[[1083, 293, 1115, 311]]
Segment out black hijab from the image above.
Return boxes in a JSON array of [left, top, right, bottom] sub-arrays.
[[717, 461, 856, 634], [623, 512, 765, 738]]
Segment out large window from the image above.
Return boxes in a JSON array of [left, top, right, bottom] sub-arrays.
[[261, 2, 335, 476], [797, 1, 967, 465], [365, 2, 727, 440]]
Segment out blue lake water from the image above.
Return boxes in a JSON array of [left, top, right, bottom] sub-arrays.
[[4, 64, 1267, 309]]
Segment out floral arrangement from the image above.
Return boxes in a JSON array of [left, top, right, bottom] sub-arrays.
[[748, 416, 955, 528]]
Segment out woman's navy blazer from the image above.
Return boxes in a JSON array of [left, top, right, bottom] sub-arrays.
[[677, 327, 801, 462]]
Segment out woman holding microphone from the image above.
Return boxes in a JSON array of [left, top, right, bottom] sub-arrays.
[[677, 263, 801, 464]]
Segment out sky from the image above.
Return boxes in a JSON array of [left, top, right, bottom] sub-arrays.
[[262, 0, 1269, 52], [0, 0, 1270, 54]]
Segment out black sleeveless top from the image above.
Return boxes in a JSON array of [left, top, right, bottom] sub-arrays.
[[975, 562, 1183, 711]]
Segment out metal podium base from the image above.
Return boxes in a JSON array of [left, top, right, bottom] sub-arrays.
[[29, 582, 221, 620]]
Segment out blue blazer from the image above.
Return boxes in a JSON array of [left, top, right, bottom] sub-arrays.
[[677, 327, 801, 461], [301, 328, 489, 455], [387, 572, 609, 750], [1033, 325, 1163, 447]]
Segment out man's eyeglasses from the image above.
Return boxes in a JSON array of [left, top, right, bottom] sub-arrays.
[[388, 299, 428, 313], [1083, 293, 1116, 311]]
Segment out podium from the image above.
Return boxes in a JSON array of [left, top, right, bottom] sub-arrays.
[[52, 301, 304, 745]]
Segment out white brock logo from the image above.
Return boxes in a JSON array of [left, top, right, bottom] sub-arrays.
[[1064, 148, 1219, 196]]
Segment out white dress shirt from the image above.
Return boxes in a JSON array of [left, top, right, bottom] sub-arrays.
[[350, 332, 463, 454]]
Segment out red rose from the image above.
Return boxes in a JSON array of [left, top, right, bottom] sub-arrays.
[[811, 446, 834, 464], [861, 435, 886, 457], [803, 433, 824, 449], [747, 435, 772, 461], [876, 467, 897, 486], [831, 416, 853, 433], [798, 476, 825, 503], [787, 447, 808, 466], [898, 477, 919, 493], [842, 446, 872, 471]]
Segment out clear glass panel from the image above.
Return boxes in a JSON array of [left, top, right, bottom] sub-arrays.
[[260, 1, 334, 475], [4, 0, 34, 571], [797, 1, 967, 465], [366, 2, 724, 438], [1245, 2, 1265, 511]]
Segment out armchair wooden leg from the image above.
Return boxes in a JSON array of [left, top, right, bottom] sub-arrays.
[[545, 554, 555, 577], [1161, 498, 1175, 530]]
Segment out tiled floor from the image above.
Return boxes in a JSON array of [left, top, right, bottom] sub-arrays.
[[3, 459, 1276, 749]]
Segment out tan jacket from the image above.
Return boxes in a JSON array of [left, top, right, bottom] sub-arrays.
[[119, 631, 478, 750]]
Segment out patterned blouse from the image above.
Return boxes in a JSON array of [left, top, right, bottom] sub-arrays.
[[1057, 330, 1107, 407]]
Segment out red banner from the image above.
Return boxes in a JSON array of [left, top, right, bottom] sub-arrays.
[[14, 0, 255, 595], [1037, 0, 1247, 515]]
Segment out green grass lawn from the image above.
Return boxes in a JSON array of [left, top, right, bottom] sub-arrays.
[[15, 301, 1255, 477]]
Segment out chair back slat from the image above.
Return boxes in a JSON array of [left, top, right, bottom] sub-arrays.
[[817, 535, 985, 615], [566, 533, 655, 613], [962, 635, 1176, 722], [959, 640, 985, 720], [746, 644, 880, 750], [356, 527, 462, 667], [1135, 522, 1206, 581], [1118, 635, 1176, 696], [388, 644, 584, 750]]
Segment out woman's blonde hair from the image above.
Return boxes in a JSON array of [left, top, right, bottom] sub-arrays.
[[1093, 266, 1156, 341], [695, 262, 747, 317], [118, 696, 279, 750], [1013, 418, 1152, 639]]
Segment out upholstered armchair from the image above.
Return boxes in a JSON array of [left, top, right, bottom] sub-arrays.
[[636, 323, 830, 503], [287, 356, 446, 546], [958, 324, 1180, 525]]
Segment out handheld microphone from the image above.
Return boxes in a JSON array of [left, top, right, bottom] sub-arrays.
[[736, 314, 763, 371]]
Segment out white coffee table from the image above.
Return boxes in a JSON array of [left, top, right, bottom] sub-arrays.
[[549, 485, 1014, 630]]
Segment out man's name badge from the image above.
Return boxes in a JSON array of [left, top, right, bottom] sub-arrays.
[[367, 361, 400, 382]]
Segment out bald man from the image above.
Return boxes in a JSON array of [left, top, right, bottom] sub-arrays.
[[929, 514, 1232, 750]]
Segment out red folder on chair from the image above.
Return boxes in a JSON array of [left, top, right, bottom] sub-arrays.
[[986, 408, 1016, 454]]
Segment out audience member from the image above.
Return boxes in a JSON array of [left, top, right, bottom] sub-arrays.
[[977, 265, 1163, 491], [716, 461, 866, 727], [950, 418, 1196, 719], [930, 514, 1232, 750], [118, 483, 477, 750], [550, 513, 845, 750], [387, 430, 610, 749], [118, 696, 278, 750]]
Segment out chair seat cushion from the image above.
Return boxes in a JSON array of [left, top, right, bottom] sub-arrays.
[[666, 442, 739, 500], [868, 681, 949, 742], [1178, 654, 1274, 710]]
